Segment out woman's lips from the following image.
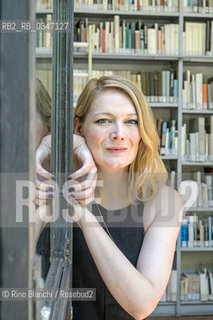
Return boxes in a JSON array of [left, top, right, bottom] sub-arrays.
[[106, 147, 128, 154]]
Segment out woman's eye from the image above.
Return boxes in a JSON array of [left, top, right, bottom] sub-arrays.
[[96, 119, 110, 124], [126, 120, 138, 125]]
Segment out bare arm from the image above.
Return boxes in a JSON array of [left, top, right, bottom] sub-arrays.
[[74, 186, 183, 320]]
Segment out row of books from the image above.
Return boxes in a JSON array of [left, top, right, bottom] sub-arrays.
[[74, 0, 179, 11], [36, 0, 53, 10], [156, 119, 178, 156], [160, 268, 213, 302], [75, 17, 179, 55], [181, 214, 213, 248], [183, 71, 213, 110], [36, 15, 53, 52], [184, 21, 213, 56], [73, 69, 178, 105], [184, 0, 213, 13], [188, 171, 213, 208], [182, 116, 213, 162], [180, 269, 213, 302], [161, 268, 213, 302], [140, 70, 178, 103]]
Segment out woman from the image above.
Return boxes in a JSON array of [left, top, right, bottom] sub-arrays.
[[36, 75, 182, 319]]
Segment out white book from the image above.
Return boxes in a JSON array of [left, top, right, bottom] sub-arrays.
[[210, 0, 213, 13], [170, 24, 175, 55], [114, 15, 120, 53], [198, 23, 203, 55], [165, 24, 171, 55], [189, 133, 196, 161], [105, 21, 109, 53], [185, 22, 192, 54], [196, 171, 203, 207], [165, 128, 169, 156], [182, 124, 186, 157], [154, 23, 158, 53], [110, 21, 114, 52], [174, 24, 179, 54], [187, 70, 191, 108], [183, 81, 188, 109], [170, 270, 177, 301], [102, 0, 107, 10], [188, 222, 194, 247], [148, 28, 157, 54], [198, 117, 206, 161], [192, 23, 199, 54], [191, 74, 196, 109], [196, 73, 203, 109], [181, 275, 187, 300], [200, 273, 209, 301], [195, 132, 199, 160]]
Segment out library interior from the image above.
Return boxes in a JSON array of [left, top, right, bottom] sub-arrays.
[[0, 0, 213, 319]]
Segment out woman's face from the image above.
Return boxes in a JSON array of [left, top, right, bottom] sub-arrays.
[[79, 89, 141, 172]]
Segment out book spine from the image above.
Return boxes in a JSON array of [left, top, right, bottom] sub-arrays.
[[208, 216, 212, 246], [114, 15, 120, 53], [181, 219, 188, 247]]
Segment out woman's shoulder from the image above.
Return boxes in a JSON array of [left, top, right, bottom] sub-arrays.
[[143, 185, 183, 232]]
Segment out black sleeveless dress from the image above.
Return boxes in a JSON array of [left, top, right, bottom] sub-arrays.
[[72, 201, 144, 320]]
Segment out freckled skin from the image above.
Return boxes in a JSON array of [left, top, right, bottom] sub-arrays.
[[81, 89, 141, 173]]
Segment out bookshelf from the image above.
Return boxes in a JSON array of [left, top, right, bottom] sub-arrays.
[[36, 0, 213, 317]]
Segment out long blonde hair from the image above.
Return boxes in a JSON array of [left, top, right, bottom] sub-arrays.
[[74, 75, 168, 202], [36, 78, 51, 122]]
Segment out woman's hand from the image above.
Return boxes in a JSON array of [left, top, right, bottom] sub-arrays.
[[35, 133, 97, 206], [68, 134, 97, 206], [35, 134, 54, 206]]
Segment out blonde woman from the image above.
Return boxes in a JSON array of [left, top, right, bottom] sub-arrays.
[[36, 75, 182, 319]]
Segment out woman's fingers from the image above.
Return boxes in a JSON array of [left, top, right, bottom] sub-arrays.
[[69, 186, 94, 201], [76, 196, 95, 207], [69, 161, 97, 181], [35, 189, 54, 200], [36, 162, 54, 180], [36, 179, 54, 192], [69, 174, 97, 192]]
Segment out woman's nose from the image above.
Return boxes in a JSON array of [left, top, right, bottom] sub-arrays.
[[110, 123, 125, 141]]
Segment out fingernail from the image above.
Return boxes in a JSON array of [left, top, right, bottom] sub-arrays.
[[43, 200, 49, 205]]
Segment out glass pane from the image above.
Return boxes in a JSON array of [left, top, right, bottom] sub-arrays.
[[33, 0, 53, 316]]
